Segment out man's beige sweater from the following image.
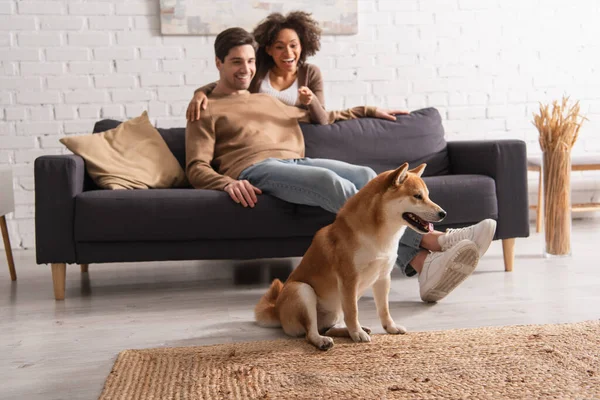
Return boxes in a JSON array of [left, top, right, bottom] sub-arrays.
[[185, 91, 377, 190]]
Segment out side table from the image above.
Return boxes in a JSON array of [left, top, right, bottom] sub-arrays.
[[0, 167, 16, 281], [528, 154, 600, 233]]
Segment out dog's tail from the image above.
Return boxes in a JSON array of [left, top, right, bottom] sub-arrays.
[[254, 279, 284, 328]]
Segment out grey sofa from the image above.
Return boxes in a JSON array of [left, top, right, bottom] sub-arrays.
[[34, 108, 529, 300]]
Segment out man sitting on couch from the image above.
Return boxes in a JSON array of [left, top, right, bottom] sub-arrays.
[[186, 27, 496, 303]]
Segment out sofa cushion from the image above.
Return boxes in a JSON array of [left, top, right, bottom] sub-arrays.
[[74, 189, 335, 242], [302, 107, 450, 176], [294, 174, 497, 228], [62, 111, 187, 189], [93, 119, 186, 170], [75, 173, 495, 242]]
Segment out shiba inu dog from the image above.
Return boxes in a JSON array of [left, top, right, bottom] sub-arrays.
[[254, 162, 448, 350]]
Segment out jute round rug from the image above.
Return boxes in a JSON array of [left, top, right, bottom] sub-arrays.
[[99, 320, 599, 399]]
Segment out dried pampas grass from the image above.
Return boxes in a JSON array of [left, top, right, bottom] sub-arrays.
[[532, 96, 586, 255]]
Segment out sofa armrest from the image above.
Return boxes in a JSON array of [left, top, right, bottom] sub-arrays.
[[35, 155, 86, 264], [446, 140, 529, 240]]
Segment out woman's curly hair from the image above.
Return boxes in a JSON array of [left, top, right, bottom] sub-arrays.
[[252, 11, 322, 82]]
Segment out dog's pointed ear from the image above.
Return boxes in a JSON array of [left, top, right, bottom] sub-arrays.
[[409, 163, 427, 177], [393, 163, 409, 187]]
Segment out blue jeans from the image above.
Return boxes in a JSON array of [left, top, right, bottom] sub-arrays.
[[239, 157, 422, 276]]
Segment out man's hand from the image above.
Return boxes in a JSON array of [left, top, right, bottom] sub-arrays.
[[186, 91, 208, 122], [374, 108, 410, 121], [298, 86, 314, 106], [224, 180, 262, 208]]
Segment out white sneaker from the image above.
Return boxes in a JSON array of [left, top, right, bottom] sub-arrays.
[[438, 219, 497, 257], [419, 239, 479, 303]]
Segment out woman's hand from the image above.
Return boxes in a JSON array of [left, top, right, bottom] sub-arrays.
[[186, 91, 208, 122], [298, 86, 314, 106], [374, 108, 410, 121]]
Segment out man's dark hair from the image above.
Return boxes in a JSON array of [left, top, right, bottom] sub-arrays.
[[214, 27, 258, 62]]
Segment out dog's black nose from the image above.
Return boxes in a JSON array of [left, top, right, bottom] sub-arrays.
[[438, 210, 447, 219]]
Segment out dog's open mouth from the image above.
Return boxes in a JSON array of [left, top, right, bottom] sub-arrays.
[[402, 212, 433, 233]]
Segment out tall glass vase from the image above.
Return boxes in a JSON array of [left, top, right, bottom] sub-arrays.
[[541, 148, 572, 257]]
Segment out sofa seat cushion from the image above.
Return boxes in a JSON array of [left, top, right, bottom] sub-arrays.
[[74, 189, 333, 242], [293, 174, 498, 228], [74, 174, 496, 242]]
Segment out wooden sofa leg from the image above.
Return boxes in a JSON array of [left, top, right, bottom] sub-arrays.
[[51, 263, 66, 300], [80, 264, 88, 273], [502, 238, 515, 272], [1, 215, 16, 281]]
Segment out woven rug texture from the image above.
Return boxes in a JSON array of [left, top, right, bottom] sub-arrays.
[[99, 320, 600, 399]]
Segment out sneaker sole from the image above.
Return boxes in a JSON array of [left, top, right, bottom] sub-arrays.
[[421, 244, 479, 303], [476, 219, 497, 257]]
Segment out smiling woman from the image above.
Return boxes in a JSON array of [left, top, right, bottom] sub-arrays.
[[186, 11, 329, 124]]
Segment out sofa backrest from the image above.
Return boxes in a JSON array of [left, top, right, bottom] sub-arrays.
[[302, 107, 449, 176], [92, 107, 449, 178]]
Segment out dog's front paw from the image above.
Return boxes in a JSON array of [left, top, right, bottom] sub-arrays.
[[316, 336, 334, 351], [310, 335, 334, 351], [350, 329, 371, 343], [384, 323, 407, 335]]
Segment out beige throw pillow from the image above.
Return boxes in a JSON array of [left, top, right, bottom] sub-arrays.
[[60, 111, 187, 189]]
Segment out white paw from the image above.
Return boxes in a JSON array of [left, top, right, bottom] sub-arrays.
[[384, 323, 407, 335], [350, 329, 371, 343], [313, 336, 334, 351]]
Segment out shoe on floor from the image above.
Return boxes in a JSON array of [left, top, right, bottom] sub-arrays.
[[438, 219, 497, 257], [419, 239, 479, 303]]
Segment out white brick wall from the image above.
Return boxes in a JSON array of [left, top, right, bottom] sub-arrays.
[[1, 0, 600, 249]]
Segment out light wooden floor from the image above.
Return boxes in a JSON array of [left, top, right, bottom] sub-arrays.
[[1, 220, 599, 400]]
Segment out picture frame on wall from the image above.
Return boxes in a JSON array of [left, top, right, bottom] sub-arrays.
[[159, 0, 358, 35]]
